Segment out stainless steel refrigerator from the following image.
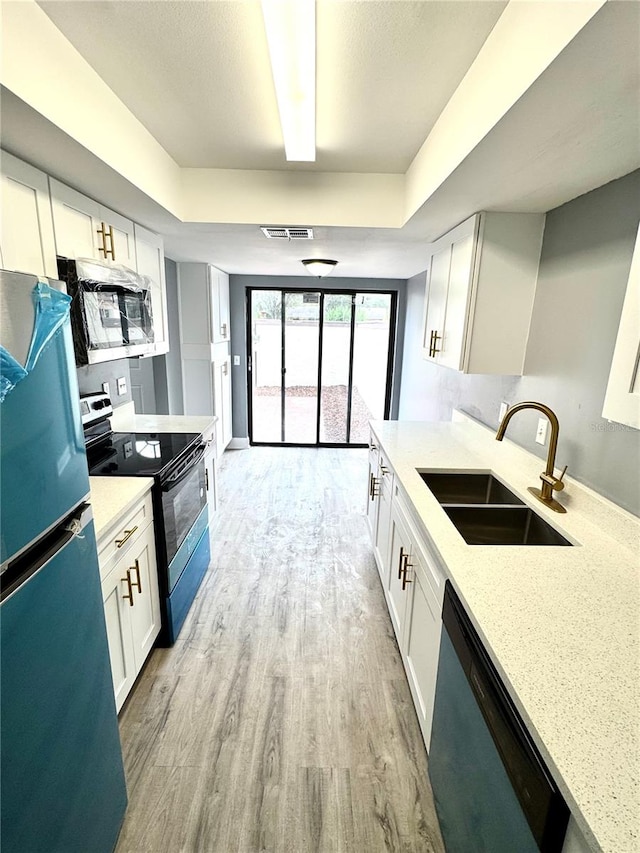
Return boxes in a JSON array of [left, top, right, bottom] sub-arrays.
[[0, 271, 127, 852]]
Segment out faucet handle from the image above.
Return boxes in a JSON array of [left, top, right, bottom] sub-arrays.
[[541, 464, 568, 492]]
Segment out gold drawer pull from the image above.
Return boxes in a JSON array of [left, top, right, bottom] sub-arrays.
[[402, 561, 413, 591], [122, 573, 134, 607], [128, 559, 142, 594], [115, 525, 138, 548], [221, 323, 227, 337]]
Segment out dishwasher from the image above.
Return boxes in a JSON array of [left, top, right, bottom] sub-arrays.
[[428, 581, 569, 852]]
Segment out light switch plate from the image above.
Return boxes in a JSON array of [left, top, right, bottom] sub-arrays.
[[536, 417, 548, 445], [233, 355, 240, 366], [102, 381, 110, 396], [117, 377, 127, 396]]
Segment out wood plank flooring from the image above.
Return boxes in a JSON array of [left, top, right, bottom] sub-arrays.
[[115, 446, 445, 853]]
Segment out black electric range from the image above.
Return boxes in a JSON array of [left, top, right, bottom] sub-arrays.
[[87, 431, 201, 479], [83, 395, 211, 646]]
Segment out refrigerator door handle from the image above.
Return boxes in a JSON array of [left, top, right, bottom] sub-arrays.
[[1, 504, 93, 603]]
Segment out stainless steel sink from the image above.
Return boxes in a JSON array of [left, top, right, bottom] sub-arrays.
[[442, 506, 572, 546], [418, 472, 524, 506], [418, 470, 572, 546]]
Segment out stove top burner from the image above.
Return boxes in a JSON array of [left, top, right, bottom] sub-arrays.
[[87, 431, 201, 479]]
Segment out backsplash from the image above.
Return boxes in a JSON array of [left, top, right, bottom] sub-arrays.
[[76, 358, 132, 406]]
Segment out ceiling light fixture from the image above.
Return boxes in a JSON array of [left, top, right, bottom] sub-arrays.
[[302, 259, 338, 278], [261, 0, 316, 162]]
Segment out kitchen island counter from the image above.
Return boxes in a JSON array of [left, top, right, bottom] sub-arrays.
[[370, 413, 639, 853]]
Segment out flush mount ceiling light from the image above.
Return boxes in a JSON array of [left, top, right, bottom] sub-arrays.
[[261, 0, 316, 162], [302, 259, 338, 278]]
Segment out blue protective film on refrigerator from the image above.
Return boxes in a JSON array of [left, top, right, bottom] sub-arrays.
[[0, 283, 71, 402], [0, 348, 28, 403], [25, 283, 72, 371]]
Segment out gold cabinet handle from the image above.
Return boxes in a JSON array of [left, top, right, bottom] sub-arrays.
[[380, 465, 389, 477], [128, 559, 142, 594], [369, 474, 380, 500], [115, 525, 138, 548], [221, 323, 228, 337], [398, 546, 407, 579], [97, 222, 108, 258], [122, 572, 134, 607], [105, 224, 116, 260], [429, 330, 441, 357], [402, 560, 413, 591]]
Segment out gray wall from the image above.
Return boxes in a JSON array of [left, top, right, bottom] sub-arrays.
[[398, 170, 640, 515], [152, 257, 184, 414], [76, 358, 132, 406], [229, 275, 407, 441]]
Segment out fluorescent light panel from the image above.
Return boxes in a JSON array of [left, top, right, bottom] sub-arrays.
[[261, 0, 316, 162]]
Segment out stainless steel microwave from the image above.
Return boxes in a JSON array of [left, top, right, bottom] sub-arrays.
[[56, 257, 155, 366]]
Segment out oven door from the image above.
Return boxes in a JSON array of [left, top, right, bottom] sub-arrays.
[[160, 445, 207, 571]]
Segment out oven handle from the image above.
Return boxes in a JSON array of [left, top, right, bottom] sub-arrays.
[[161, 443, 207, 492]]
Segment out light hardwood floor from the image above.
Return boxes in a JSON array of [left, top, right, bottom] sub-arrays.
[[115, 446, 445, 853]]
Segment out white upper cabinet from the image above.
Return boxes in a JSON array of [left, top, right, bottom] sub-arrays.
[[49, 178, 136, 269], [178, 262, 233, 453], [210, 266, 230, 345], [134, 223, 169, 355], [0, 151, 58, 278], [602, 220, 640, 430], [422, 212, 545, 374]]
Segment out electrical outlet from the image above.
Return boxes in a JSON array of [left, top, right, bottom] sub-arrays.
[[499, 401, 509, 421], [117, 377, 127, 396], [535, 417, 548, 445], [102, 382, 110, 396], [233, 355, 240, 366]]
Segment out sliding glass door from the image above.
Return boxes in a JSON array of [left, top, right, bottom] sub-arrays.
[[248, 288, 395, 446]]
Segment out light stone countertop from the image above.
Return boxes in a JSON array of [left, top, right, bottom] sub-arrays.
[[111, 402, 217, 437], [89, 476, 154, 542], [370, 413, 639, 853]]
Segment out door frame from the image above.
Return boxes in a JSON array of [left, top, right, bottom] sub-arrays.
[[245, 286, 397, 448]]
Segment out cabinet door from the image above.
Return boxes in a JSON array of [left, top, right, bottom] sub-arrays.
[[374, 465, 394, 584], [179, 263, 211, 347], [366, 442, 380, 538], [101, 565, 136, 713], [213, 357, 233, 452], [182, 358, 214, 417], [602, 221, 640, 430], [0, 152, 58, 277], [204, 441, 217, 526], [386, 502, 412, 644], [126, 524, 161, 668], [135, 223, 169, 355], [50, 178, 103, 260], [404, 555, 442, 748], [101, 205, 136, 269], [439, 233, 475, 371], [422, 245, 450, 361], [210, 266, 230, 344]]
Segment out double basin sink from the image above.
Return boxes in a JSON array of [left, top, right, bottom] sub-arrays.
[[419, 472, 572, 546]]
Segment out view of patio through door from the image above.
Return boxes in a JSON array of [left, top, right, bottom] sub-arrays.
[[248, 289, 396, 446]]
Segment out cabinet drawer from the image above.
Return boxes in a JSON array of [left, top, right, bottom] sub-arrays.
[[97, 491, 154, 580]]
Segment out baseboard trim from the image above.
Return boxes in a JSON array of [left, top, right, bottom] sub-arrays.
[[228, 437, 250, 450]]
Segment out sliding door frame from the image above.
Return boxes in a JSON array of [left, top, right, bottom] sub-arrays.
[[246, 286, 397, 448]]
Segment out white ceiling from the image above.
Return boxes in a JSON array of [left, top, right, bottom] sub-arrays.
[[36, 0, 508, 173], [5, 1, 639, 278]]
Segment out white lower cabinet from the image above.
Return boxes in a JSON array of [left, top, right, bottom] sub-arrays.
[[98, 492, 160, 712], [203, 426, 218, 527], [371, 472, 445, 755], [403, 545, 442, 747]]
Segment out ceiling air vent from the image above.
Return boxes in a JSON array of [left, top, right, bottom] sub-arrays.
[[260, 226, 314, 240]]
